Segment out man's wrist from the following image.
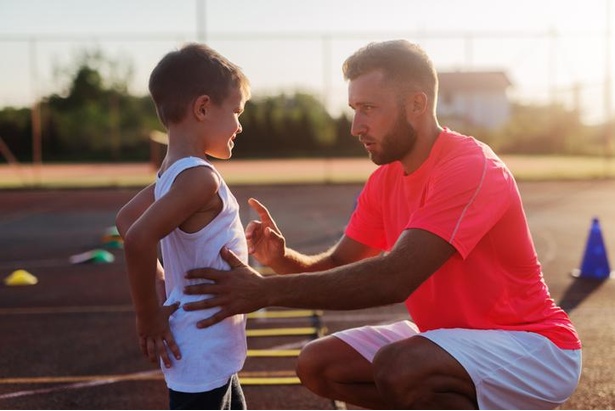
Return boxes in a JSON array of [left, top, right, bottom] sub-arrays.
[[261, 274, 280, 306], [266, 248, 290, 273]]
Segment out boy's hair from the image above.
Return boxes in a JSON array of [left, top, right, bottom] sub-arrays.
[[342, 40, 438, 105], [149, 43, 250, 127]]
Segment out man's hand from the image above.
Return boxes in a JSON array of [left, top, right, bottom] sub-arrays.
[[136, 302, 181, 368], [245, 198, 286, 266], [183, 247, 267, 328]]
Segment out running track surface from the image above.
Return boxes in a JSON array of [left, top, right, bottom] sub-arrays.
[[1, 181, 614, 409]]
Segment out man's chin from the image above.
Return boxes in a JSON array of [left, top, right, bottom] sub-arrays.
[[369, 154, 397, 166], [368, 154, 384, 166]]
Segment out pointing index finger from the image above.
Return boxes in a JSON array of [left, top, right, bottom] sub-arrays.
[[248, 198, 273, 223]]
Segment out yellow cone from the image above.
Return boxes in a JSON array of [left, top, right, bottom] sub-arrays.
[[4, 269, 38, 286]]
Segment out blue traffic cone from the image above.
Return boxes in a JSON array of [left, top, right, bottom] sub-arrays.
[[572, 218, 613, 280]]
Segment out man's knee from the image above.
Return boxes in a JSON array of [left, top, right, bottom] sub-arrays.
[[296, 337, 334, 395], [296, 339, 320, 377], [372, 339, 419, 404], [372, 336, 477, 409], [296, 335, 375, 400]]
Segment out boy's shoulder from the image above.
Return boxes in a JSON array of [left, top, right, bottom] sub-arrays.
[[156, 157, 221, 197]]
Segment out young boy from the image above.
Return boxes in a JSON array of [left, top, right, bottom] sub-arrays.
[[115, 43, 251, 409]]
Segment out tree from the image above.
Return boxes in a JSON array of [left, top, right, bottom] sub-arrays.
[[0, 107, 32, 161], [3, 47, 607, 164], [41, 49, 156, 161], [491, 103, 593, 155], [233, 92, 338, 158]]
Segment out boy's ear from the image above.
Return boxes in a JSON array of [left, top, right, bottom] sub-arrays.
[[193, 95, 211, 120]]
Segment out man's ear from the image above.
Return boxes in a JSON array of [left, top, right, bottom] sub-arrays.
[[403, 91, 428, 121], [410, 91, 428, 115], [193, 95, 211, 120]]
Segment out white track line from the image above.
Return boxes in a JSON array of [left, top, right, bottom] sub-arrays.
[[0, 370, 161, 400]]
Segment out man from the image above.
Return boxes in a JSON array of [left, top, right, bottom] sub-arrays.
[[183, 40, 582, 409]]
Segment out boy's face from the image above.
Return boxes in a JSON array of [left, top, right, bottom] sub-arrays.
[[206, 86, 247, 160]]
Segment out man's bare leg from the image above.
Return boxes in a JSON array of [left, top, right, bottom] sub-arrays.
[[373, 336, 478, 409], [296, 335, 387, 409]]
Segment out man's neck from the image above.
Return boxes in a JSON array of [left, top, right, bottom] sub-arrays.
[[401, 121, 443, 175]]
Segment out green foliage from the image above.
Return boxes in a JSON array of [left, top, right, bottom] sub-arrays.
[[0, 107, 32, 160], [1, 48, 612, 164], [37, 51, 156, 162], [472, 103, 607, 156], [0, 48, 363, 163], [234, 92, 340, 158]]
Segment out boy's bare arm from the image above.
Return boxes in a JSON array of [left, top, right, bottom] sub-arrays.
[[122, 166, 220, 367], [116, 184, 167, 304], [116, 183, 155, 237]]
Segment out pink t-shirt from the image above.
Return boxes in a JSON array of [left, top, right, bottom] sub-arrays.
[[346, 128, 581, 350]]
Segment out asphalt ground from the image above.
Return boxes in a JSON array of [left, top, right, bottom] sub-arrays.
[[0, 180, 614, 409]]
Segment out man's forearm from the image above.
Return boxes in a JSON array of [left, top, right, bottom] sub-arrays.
[[260, 229, 455, 311], [263, 254, 409, 310], [268, 247, 339, 274]]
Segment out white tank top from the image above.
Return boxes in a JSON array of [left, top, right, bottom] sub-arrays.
[[154, 156, 247, 393]]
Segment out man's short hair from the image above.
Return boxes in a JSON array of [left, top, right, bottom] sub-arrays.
[[342, 40, 438, 102]]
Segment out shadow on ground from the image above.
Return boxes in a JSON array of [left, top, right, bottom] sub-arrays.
[[557, 276, 610, 314]]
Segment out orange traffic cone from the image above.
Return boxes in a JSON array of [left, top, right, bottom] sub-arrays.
[[102, 226, 123, 249], [572, 218, 613, 280]]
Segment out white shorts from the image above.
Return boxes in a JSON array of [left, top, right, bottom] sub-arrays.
[[333, 321, 582, 410]]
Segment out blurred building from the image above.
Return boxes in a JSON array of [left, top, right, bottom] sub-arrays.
[[437, 71, 512, 130]]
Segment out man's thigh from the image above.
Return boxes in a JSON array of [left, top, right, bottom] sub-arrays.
[[298, 335, 393, 409], [332, 320, 420, 362], [422, 328, 582, 409], [298, 334, 373, 382], [333, 322, 581, 409]]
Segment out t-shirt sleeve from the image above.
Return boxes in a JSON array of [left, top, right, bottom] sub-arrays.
[[409, 152, 514, 259]]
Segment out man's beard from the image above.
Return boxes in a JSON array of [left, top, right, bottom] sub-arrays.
[[368, 109, 417, 165]]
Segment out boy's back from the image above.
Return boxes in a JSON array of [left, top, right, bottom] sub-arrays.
[[155, 156, 248, 393]]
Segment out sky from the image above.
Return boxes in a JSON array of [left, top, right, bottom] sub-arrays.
[[0, 0, 613, 122]]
